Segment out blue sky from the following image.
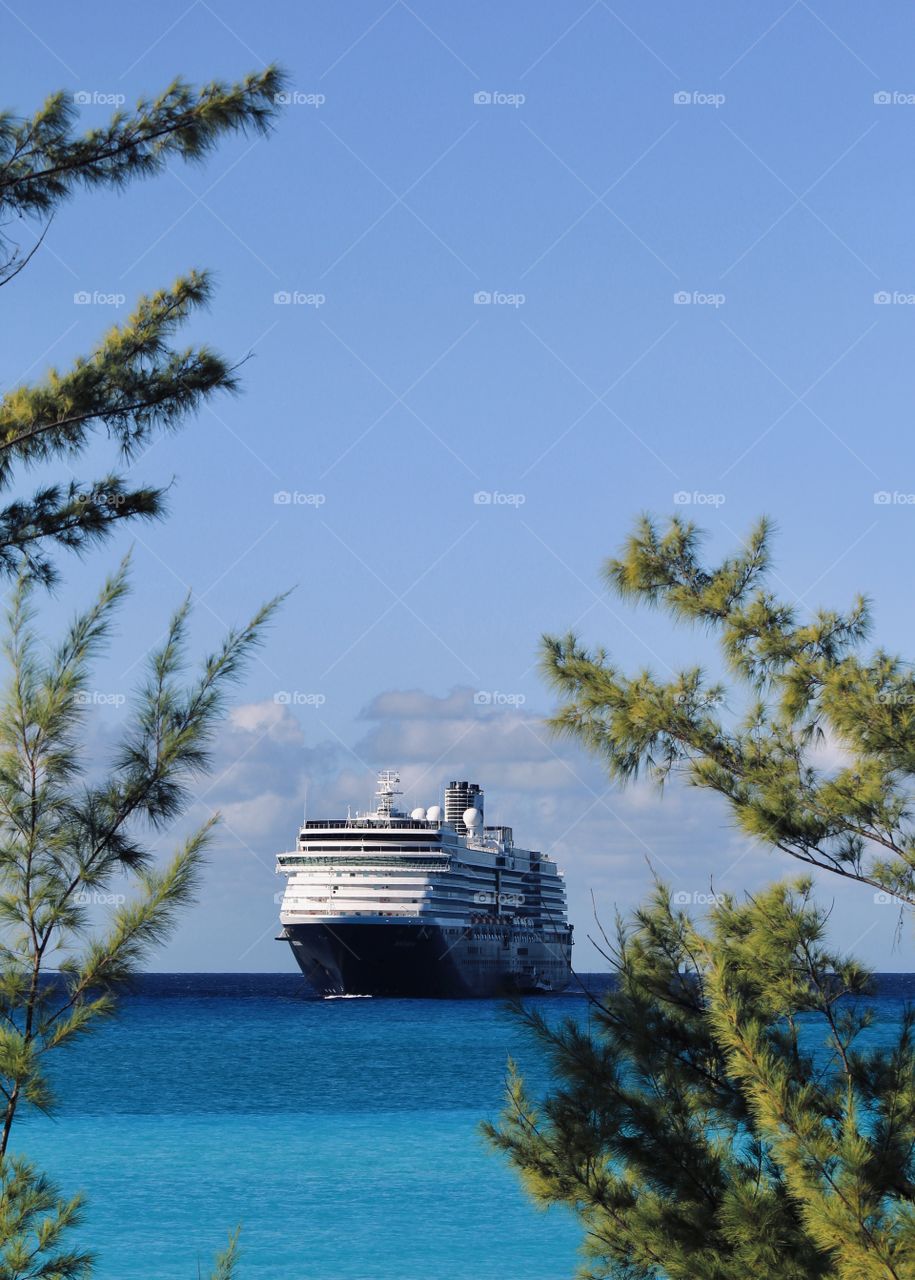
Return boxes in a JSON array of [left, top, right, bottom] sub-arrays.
[[3, 1, 915, 969]]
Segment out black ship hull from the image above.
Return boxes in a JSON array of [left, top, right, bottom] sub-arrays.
[[283, 920, 572, 997]]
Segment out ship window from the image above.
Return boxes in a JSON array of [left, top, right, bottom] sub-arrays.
[[518, 947, 528, 955]]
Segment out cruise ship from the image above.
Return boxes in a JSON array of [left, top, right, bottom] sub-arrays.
[[276, 772, 573, 997]]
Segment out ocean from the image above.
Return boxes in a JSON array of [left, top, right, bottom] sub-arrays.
[[16, 973, 915, 1279]]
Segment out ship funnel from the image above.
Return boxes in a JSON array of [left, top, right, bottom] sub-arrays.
[[444, 780, 484, 834]]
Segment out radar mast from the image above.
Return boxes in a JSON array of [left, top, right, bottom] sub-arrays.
[[375, 770, 402, 817]]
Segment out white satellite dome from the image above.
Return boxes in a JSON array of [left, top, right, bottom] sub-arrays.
[[410, 807, 426, 821], [463, 806, 482, 830], [426, 805, 443, 821]]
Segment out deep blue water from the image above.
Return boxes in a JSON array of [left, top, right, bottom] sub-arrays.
[[15, 973, 915, 1279]]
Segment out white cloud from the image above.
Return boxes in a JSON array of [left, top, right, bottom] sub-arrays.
[[360, 687, 475, 720], [229, 700, 305, 742]]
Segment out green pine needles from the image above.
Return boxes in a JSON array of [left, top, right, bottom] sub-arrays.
[[0, 561, 280, 1154], [542, 514, 915, 905], [486, 513, 915, 1280], [486, 882, 915, 1280], [0, 565, 279, 1278], [0, 65, 288, 1278], [0, 67, 286, 587], [0, 1157, 92, 1279], [0, 70, 284, 250]]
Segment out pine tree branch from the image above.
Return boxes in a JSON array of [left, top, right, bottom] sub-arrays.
[[0, 68, 287, 219]]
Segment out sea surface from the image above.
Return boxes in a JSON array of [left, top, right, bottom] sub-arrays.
[[16, 973, 915, 1279]]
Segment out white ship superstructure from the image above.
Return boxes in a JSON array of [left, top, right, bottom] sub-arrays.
[[276, 772, 573, 997]]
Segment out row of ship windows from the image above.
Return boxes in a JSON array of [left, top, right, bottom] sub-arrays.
[[285, 907, 554, 930], [287, 888, 567, 901], [285, 874, 566, 891], [286, 908, 550, 917], [463, 947, 530, 955], [284, 878, 566, 893], [284, 884, 562, 898], [286, 901, 566, 911], [284, 911, 550, 931], [281, 855, 558, 873], [285, 902, 563, 915], [286, 888, 565, 905], [286, 867, 562, 878]]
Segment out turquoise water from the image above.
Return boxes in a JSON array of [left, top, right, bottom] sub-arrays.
[[17, 976, 593, 1279], [16, 973, 915, 1279]]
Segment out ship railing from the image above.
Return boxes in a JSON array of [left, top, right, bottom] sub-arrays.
[[300, 819, 443, 830], [280, 907, 429, 918], [276, 859, 450, 872]]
